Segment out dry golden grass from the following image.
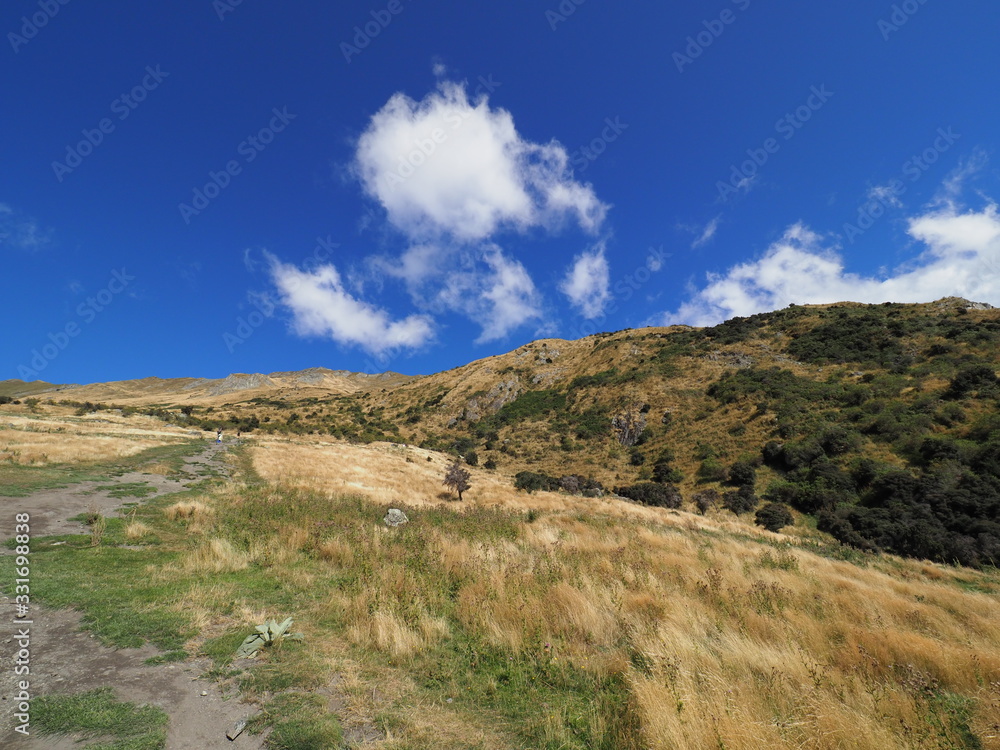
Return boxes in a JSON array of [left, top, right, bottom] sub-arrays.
[[163, 500, 215, 534], [246, 436, 1000, 749], [124, 520, 151, 540], [180, 538, 251, 574], [138, 460, 176, 476], [0, 411, 190, 465], [163, 500, 208, 520], [252, 436, 703, 525]]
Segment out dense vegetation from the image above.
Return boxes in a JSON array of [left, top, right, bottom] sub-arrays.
[[28, 299, 1000, 569], [706, 303, 1000, 567]]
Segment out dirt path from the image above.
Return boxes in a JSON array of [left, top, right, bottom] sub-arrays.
[[0, 442, 268, 749], [2, 442, 231, 539]]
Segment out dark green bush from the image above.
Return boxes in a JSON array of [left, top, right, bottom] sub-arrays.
[[722, 486, 759, 515], [514, 471, 561, 493], [755, 503, 794, 532], [947, 364, 998, 398], [697, 457, 728, 483], [786, 309, 910, 367], [727, 460, 757, 488], [614, 482, 682, 508]]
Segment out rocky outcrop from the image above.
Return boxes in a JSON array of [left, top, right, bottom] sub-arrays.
[[463, 378, 522, 422], [208, 373, 276, 396]]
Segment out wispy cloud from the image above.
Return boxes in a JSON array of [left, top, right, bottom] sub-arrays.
[[435, 246, 544, 343], [691, 216, 721, 249], [867, 183, 904, 209], [0, 203, 53, 252], [933, 148, 990, 209]]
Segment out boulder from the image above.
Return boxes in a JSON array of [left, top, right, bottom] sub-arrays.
[[384, 508, 408, 527]]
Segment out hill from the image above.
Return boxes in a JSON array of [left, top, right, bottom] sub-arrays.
[[5, 298, 1000, 747], [27, 296, 1000, 568], [7, 367, 413, 407]]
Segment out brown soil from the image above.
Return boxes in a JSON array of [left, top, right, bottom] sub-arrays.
[[0, 443, 266, 748], [0, 604, 265, 749], [0, 442, 382, 748]]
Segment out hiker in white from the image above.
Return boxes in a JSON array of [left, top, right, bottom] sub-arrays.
[[216, 429, 223, 444]]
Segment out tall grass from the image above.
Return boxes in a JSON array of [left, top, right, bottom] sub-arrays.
[[200, 471, 1000, 749], [12, 434, 1000, 748]]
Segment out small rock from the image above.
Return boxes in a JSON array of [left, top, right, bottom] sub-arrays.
[[227, 718, 248, 740], [384, 508, 408, 527], [200, 690, 208, 696]]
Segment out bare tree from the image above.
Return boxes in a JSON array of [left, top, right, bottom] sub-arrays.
[[443, 456, 471, 501]]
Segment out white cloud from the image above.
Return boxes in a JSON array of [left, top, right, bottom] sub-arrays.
[[867, 183, 904, 209], [353, 80, 607, 241], [691, 216, 721, 249], [267, 253, 434, 355], [559, 244, 611, 319], [343, 79, 614, 345], [666, 203, 1000, 326], [434, 246, 543, 343]]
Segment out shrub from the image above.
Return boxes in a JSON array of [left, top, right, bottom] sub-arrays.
[[614, 482, 682, 508], [818, 426, 860, 456], [572, 408, 608, 440], [514, 471, 560, 493], [651, 448, 683, 483], [697, 457, 727, 483], [728, 459, 757, 488], [722, 486, 759, 515], [559, 475, 581, 494], [755, 503, 794, 532], [653, 463, 684, 484], [785, 309, 909, 367], [947, 364, 998, 398], [464, 450, 479, 467], [484, 458, 497, 470], [497, 390, 567, 422]]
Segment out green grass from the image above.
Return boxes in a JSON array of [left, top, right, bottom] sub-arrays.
[[95, 482, 158, 499], [0, 463, 107, 497], [143, 650, 188, 665], [33, 687, 168, 750], [0, 441, 201, 497], [248, 693, 343, 750], [201, 629, 252, 665]]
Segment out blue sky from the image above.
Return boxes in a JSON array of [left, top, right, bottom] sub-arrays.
[[3, 0, 1000, 384]]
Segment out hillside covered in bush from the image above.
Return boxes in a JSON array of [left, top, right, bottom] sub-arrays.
[[20, 296, 1000, 568]]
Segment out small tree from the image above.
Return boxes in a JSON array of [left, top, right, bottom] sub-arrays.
[[444, 456, 471, 501], [693, 489, 720, 515]]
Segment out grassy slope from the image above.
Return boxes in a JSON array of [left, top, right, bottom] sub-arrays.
[[27, 299, 1000, 569], [3, 431, 1000, 748]]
